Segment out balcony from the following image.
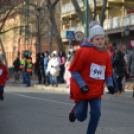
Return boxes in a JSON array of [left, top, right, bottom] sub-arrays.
[[61, 12, 134, 39], [62, 0, 102, 15], [103, 13, 134, 30]]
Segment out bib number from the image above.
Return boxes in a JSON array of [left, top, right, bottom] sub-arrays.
[[90, 63, 106, 80]]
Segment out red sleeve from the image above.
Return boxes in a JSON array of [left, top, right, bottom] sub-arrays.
[[69, 48, 85, 72], [4, 66, 9, 81], [105, 54, 113, 77]]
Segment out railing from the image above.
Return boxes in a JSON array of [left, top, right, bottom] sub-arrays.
[[103, 13, 134, 30], [62, 0, 102, 14], [61, 13, 134, 39]]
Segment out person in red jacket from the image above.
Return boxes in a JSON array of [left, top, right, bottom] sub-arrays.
[[69, 21, 114, 134], [0, 55, 9, 101]]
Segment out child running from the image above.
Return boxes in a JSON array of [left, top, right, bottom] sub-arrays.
[[69, 21, 114, 134], [0, 55, 9, 101]]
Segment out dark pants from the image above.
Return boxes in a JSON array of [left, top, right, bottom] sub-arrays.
[[38, 70, 45, 83], [21, 70, 26, 83], [117, 76, 123, 92], [14, 71, 20, 81], [59, 65, 64, 83], [0, 86, 4, 95], [25, 72, 31, 86], [75, 98, 101, 134]]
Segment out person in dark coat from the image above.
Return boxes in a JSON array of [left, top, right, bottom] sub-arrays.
[[13, 56, 20, 82], [112, 49, 126, 95], [35, 53, 42, 84], [59, 51, 66, 83]]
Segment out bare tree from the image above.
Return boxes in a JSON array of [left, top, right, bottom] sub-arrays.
[[46, 0, 65, 51], [71, 0, 108, 26]]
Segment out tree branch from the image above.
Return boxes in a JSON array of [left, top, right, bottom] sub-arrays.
[[0, 6, 14, 32], [51, 0, 59, 7]]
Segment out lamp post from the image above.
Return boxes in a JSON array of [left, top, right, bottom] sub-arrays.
[[125, 26, 130, 55]]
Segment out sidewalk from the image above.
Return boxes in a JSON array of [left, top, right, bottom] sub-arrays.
[[8, 77, 134, 92], [8, 78, 69, 93]]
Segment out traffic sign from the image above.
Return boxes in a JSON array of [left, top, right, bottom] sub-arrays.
[[66, 31, 75, 39], [74, 31, 84, 42]]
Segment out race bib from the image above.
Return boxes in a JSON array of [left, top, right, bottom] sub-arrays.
[[90, 63, 106, 80], [0, 69, 3, 76]]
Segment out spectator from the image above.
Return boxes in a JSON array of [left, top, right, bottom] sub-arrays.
[[64, 49, 75, 89], [24, 56, 32, 87], [20, 53, 26, 84], [59, 51, 66, 83], [127, 49, 134, 77], [35, 53, 42, 84], [112, 49, 126, 95], [44, 51, 49, 85], [13, 56, 20, 82], [40, 52, 45, 84], [50, 51, 61, 87], [111, 42, 119, 93]]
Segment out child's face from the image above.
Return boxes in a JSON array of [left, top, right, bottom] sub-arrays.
[[91, 35, 105, 50]]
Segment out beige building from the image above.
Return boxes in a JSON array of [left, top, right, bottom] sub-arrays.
[[61, 0, 134, 51]]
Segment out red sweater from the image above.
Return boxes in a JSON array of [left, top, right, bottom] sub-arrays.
[[0, 64, 9, 86], [69, 47, 113, 103]]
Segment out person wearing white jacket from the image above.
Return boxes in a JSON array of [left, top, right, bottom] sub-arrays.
[[48, 51, 61, 87]]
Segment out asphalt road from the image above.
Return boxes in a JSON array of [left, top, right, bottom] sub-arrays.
[[1, 82, 134, 134]]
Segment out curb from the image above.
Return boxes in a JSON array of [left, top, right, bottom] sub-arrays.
[[33, 85, 69, 93]]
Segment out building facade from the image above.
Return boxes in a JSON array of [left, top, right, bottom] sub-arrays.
[[61, 0, 134, 53], [0, 0, 62, 67]]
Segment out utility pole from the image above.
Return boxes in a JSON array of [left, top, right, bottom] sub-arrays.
[[25, 0, 29, 51], [84, 0, 89, 39]]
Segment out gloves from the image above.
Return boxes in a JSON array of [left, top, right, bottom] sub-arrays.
[[80, 85, 89, 94], [108, 86, 115, 95]]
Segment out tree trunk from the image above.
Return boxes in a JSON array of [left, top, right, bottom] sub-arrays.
[[47, 0, 65, 52], [71, 0, 84, 25], [100, 0, 107, 26]]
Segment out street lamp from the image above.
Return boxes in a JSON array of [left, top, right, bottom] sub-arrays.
[[125, 26, 130, 55]]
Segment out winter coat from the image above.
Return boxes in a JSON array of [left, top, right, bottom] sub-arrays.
[[127, 51, 134, 76], [112, 52, 126, 76], [0, 64, 9, 86], [13, 59, 20, 71], [69, 41, 113, 103], [35, 53, 41, 70], [50, 57, 61, 71], [44, 56, 49, 71], [38, 57, 44, 70]]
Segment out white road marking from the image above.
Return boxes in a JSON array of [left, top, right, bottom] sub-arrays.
[[6, 92, 73, 106]]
